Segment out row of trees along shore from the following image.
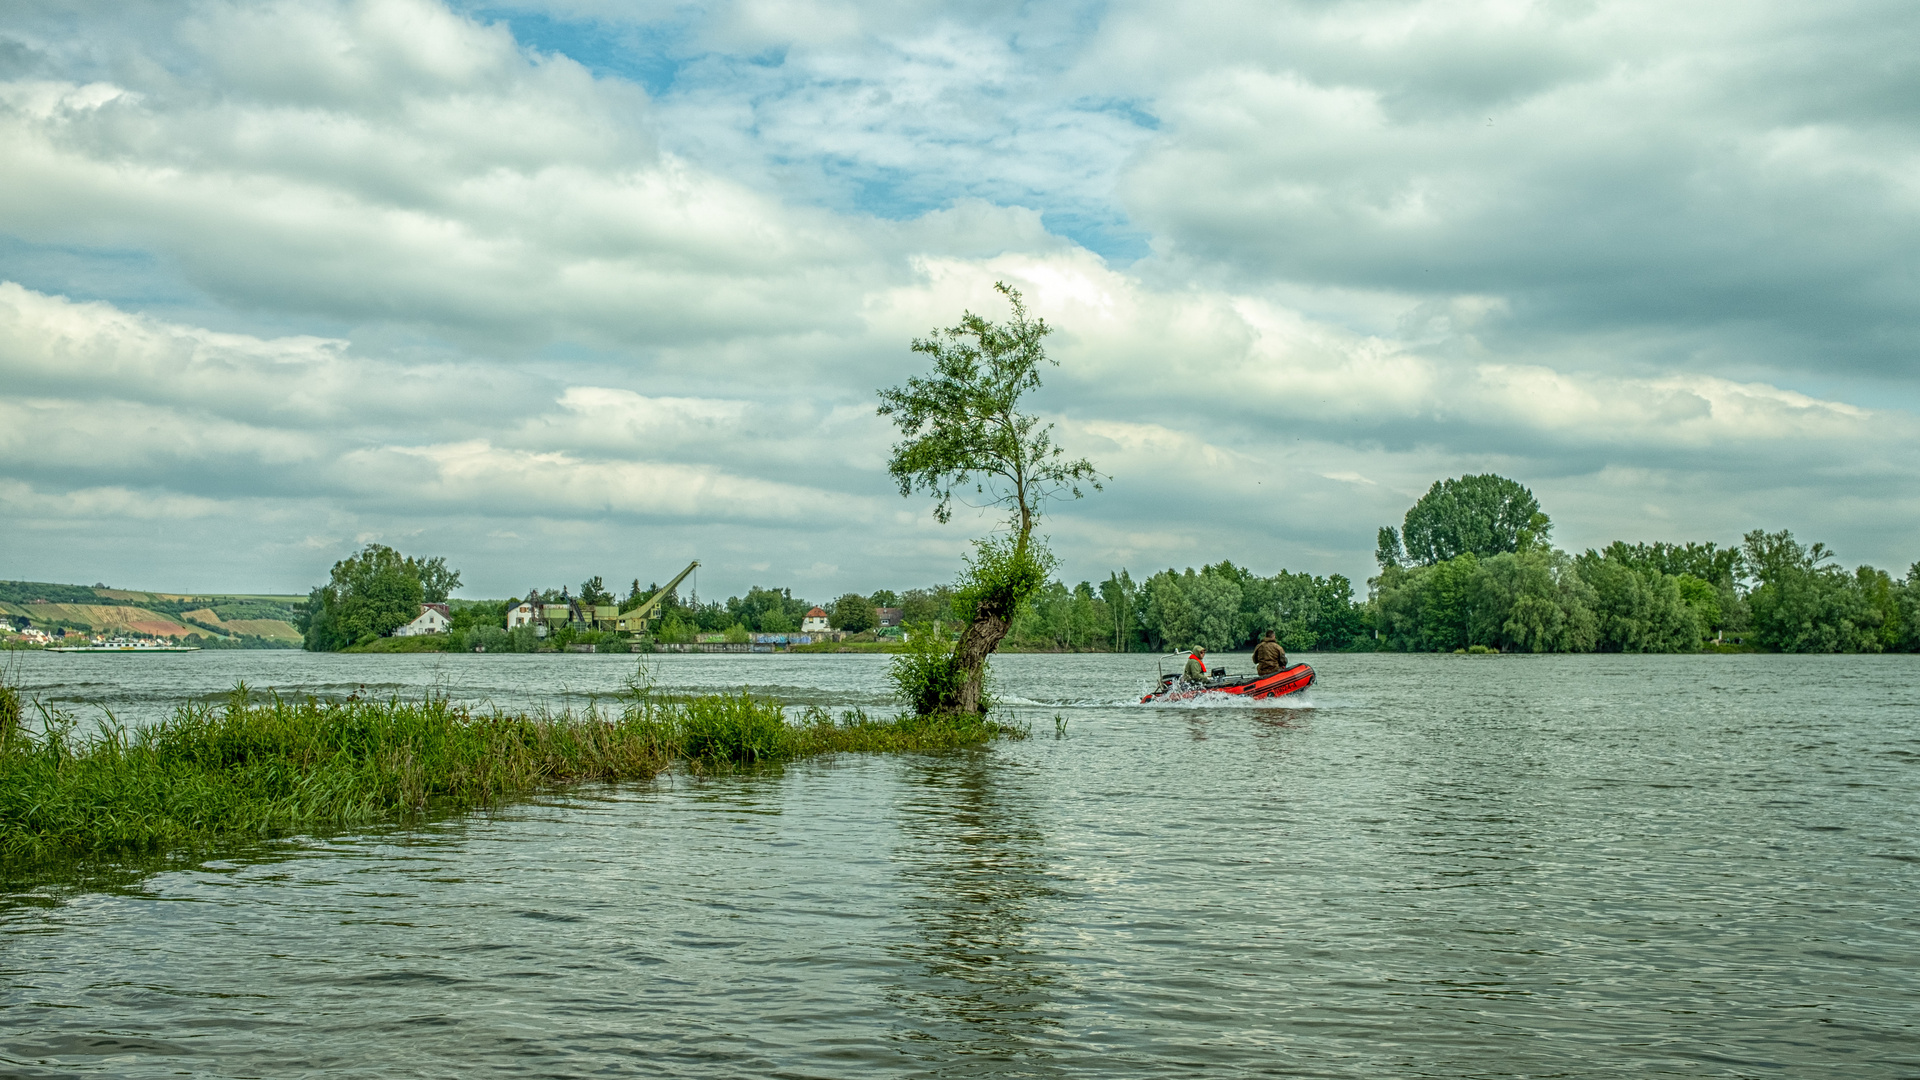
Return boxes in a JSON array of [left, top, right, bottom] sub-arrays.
[[297, 480, 1920, 657], [1367, 474, 1920, 654]]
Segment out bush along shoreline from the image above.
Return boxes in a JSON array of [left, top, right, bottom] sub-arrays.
[[0, 677, 1020, 869]]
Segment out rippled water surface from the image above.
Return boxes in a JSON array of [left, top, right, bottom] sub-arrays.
[[3, 651, 1917, 1077]]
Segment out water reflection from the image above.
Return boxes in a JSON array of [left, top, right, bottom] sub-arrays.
[[885, 753, 1065, 1072], [1249, 706, 1310, 734]]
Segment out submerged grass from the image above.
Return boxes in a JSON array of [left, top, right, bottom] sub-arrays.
[[0, 676, 1019, 868]]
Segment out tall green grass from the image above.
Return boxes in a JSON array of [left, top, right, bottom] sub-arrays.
[[0, 679, 1019, 867]]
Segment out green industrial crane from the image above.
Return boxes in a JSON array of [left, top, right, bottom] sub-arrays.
[[618, 560, 699, 635]]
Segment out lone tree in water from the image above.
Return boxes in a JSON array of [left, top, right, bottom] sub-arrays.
[[878, 282, 1102, 715]]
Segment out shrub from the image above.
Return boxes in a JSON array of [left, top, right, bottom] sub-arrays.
[[675, 694, 788, 765], [462, 625, 512, 651], [888, 621, 976, 716]]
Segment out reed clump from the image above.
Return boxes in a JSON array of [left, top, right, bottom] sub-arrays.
[[0, 681, 1018, 867]]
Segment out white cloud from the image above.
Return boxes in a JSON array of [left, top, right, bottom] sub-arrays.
[[1, 0, 1917, 594], [335, 438, 865, 522], [0, 479, 231, 522]]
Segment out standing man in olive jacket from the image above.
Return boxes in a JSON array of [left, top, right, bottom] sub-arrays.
[[1252, 631, 1287, 677]]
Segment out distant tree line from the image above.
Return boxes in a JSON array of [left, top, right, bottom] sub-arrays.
[[1368, 475, 1920, 653], [298, 476, 1920, 655]]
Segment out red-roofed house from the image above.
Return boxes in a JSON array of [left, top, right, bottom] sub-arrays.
[[394, 603, 451, 637], [801, 606, 829, 632]]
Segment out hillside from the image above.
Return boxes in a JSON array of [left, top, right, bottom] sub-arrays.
[[0, 580, 303, 647]]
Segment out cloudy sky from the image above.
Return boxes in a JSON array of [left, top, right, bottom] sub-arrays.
[[3, 0, 1916, 600]]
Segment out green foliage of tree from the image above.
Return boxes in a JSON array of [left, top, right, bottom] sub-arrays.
[[1186, 572, 1244, 652], [1375, 553, 1481, 651], [1853, 566, 1904, 653], [830, 593, 877, 632], [0, 581, 109, 606], [1241, 567, 1365, 652], [716, 586, 809, 632], [868, 589, 900, 608], [1374, 546, 1705, 655], [1394, 474, 1550, 566], [657, 613, 696, 644], [1005, 580, 1115, 651], [301, 544, 458, 651], [1574, 551, 1703, 652], [415, 557, 461, 603], [878, 282, 1101, 714], [1742, 530, 1884, 652], [1099, 571, 1137, 652], [1895, 563, 1920, 652], [1375, 526, 1406, 570], [1376, 550, 1607, 653], [446, 600, 508, 638], [900, 587, 953, 626], [1599, 540, 1742, 587], [1125, 563, 1361, 653], [1673, 574, 1722, 631], [578, 576, 613, 608], [1142, 571, 1194, 653], [1473, 551, 1598, 653], [1362, 515, 1920, 654]]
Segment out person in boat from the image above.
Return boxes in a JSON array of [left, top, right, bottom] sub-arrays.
[[1183, 646, 1208, 682], [1253, 631, 1287, 677]]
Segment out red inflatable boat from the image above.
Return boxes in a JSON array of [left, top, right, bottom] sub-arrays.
[[1141, 662, 1316, 703]]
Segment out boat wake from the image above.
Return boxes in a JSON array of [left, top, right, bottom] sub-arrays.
[[995, 693, 1318, 710], [1130, 692, 1317, 710]]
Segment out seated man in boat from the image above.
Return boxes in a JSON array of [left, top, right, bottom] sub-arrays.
[[1183, 646, 1208, 682], [1253, 631, 1287, 677]]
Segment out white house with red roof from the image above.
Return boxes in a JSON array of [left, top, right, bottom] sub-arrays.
[[801, 606, 829, 632], [393, 603, 451, 637]]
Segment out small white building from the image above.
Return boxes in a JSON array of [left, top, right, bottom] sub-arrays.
[[507, 601, 540, 629], [801, 606, 829, 632], [394, 603, 451, 637]]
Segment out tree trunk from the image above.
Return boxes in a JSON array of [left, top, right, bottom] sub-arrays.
[[942, 525, 1034, 715], [949, 606, 1012, 714]]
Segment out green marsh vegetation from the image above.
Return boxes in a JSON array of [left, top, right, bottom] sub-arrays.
[[0, 667, 1019, 870]]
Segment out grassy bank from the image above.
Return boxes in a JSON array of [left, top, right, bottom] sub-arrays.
[[787, 640, 908, 654], [0, 680, 1018, 868], [341, 635, 459, 653]]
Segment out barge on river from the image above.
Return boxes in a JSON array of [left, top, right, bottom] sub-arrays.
[[48, 638, 201, 653]]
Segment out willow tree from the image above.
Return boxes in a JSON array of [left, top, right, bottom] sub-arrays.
[[878, 282, 1102, 714]]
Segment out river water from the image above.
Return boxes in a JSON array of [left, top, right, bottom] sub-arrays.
[[2, 651, 1916, 1078]]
